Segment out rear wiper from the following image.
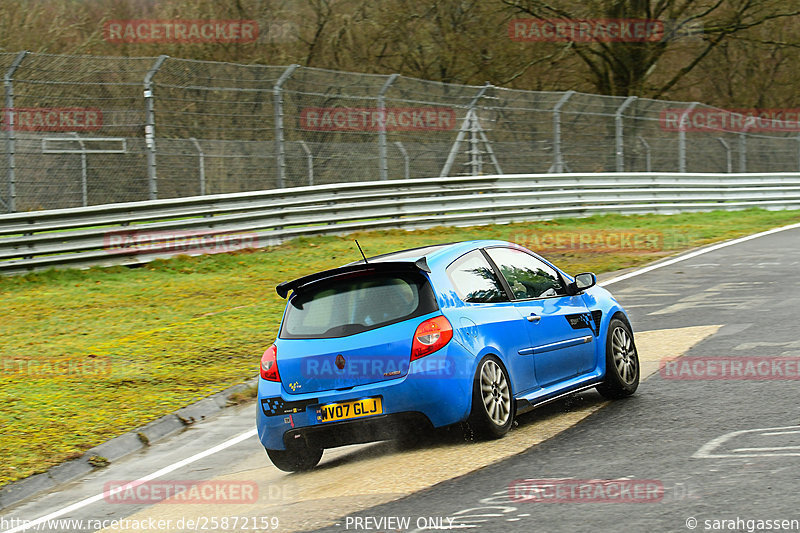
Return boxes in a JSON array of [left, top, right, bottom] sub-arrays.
[[322, 323, 367, 336]]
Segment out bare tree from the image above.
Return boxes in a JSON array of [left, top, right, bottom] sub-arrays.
[[501, 0, 800, 99]]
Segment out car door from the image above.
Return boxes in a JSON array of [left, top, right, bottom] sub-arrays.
[[483, 247, 596, 388], [444, 250, 539, 394]]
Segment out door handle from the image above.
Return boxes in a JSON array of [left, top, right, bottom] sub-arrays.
[[526, 313, 541, 323]]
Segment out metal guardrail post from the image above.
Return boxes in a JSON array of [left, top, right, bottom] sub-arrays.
[[189, 137, 206, 195], [144, 55, 168, 201], [678, 102, 698, 173], [3, 50, 28, 213], [297, 140, 313, 185], [615, 96, 637, 172], [716, 137, 732, 173], [273, 64, 299, 189], [637, 136, 652, 172], [378, 74, 399, 181], [550, 90, 574, 173], [394, 141, 409, 180]]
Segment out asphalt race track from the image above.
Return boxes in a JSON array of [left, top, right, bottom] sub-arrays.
[[3, 225, 800, 533]]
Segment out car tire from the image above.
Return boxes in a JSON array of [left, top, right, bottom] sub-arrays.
[[596, 318, 639, 399], [467, 356, 514, 439], [265, 443, 323, 472]]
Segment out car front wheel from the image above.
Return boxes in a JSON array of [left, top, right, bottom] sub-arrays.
[[596, 318, 639, 399]]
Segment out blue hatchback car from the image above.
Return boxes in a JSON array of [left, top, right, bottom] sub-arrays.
[[257, 240, 639, 471]]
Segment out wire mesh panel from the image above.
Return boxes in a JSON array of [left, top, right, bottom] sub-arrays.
[[557, 92, 625, 173], [746, 134, 798, 173], [151, 59, 287, 196], [489, 89, 564, 175], [0, 53, 19, 211], [4, 53, 155, 210], [281, 66, 390, 186], [2, 51, 800, 212], [385, 76, 486, 179], [624, 97, 692, 173]]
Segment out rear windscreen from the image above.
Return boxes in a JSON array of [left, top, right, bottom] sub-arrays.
[[279, 272, 438, 339]]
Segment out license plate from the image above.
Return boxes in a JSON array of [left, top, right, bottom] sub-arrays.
[[316, 397, 382, 423]]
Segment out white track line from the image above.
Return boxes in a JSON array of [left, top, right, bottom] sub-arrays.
[[0, 429, 257, 533], [4, 220, 800, 532], [602, 221, 800, 286]]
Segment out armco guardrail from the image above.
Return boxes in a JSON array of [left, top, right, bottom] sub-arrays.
[[1, 172, 800, 274]]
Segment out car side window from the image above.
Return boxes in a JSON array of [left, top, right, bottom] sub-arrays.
[[485, 247, 566, 299], [446, 250, 509, 303]]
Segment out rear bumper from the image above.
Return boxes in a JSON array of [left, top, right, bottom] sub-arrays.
[[256, 345, 475, 451], [283, 412, 432, 449]]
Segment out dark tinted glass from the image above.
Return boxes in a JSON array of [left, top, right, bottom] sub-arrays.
[[485, 247, 565, 299], [280, 272, 437, 339], [447, 250, 509, 303]]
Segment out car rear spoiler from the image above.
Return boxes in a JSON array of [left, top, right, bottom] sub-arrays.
[[275, 257, 431, 299]]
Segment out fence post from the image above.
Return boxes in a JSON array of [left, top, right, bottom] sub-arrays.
[[70, 132, 88, 206], [739, 117, 751, 172], [739, 132, 747, 172], [297, 140, 313, 185], [550, 90, 574, 173], [678, 102, 698, 173], [637, 136, 652, 172], [189, 137, 205, 195], [394, 141, 409, 179], [378, 74, 399, 180], [143, 55, 168, 201], [3, 50, 28, 213], [615, 96, 637, 172], [273, 64, 299, 189], [716, 137, 732, 173]]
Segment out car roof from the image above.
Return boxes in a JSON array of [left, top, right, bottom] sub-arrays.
[[276, 240, 519, 298], [276, 239, 563, 298], [343, 243, 454, 266], [347, 240, 515, 269]]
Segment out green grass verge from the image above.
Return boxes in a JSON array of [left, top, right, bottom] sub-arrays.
[[1, 208, 799, 487]]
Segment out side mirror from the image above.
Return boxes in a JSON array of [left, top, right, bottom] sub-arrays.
[[572, 272, 597, 293]]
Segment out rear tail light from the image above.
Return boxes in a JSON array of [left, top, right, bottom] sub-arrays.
[[411, 316, 453, 361], [260, 345, 281, 382]]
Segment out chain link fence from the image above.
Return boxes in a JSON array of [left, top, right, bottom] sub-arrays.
[[3, 51, 800, 212]]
